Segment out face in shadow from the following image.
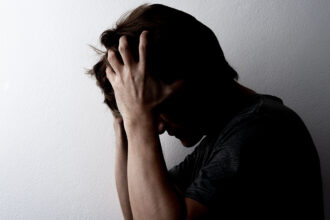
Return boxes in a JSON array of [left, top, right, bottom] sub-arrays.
[[156, 83, 206, 147]]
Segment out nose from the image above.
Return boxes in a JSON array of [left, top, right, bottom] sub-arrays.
[[158, 117, 166, 135]]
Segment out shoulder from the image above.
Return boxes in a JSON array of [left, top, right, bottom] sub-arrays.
[[212, 93, 310, 146], [204, 93, 318, 169]]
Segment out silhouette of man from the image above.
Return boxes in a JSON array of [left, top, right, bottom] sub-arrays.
[[88, 3, 324, 220]]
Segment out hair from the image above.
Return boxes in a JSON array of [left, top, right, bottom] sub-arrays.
[[86, 3, 239, 115]]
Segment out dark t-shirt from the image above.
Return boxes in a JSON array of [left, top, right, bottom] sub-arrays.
[[168, 93, 324, 220]]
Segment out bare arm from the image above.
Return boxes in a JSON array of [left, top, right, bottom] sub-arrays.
[[115, 114, 209, 220], [124, 114, 186, 219], [106, 31, 209, 219], [113, 114, 133, 220]]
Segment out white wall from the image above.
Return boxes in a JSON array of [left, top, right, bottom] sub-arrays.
[[0, 0, 329, 219]]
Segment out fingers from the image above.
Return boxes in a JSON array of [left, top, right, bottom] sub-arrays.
[[108, 32, 148, 77], [106, 66, 116, 84], [107, 50, 123, 74], [138, 30, 148, 71], [118, 35, 135, 66]]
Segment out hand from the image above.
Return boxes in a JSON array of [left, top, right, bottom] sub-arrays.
[[105, 31, 184, 123]]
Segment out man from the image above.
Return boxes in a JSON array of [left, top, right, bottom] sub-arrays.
[[88, 3, 324, 220]]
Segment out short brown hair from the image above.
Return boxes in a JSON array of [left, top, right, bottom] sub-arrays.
[[86, 3, 238, 114]]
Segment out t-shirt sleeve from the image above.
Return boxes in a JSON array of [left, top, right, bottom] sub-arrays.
[[167, 150, 199, 193], [180, 113, 280, 208], [181, 115, 266, 208], [183, 145, 240, 207], [167, 114, 266, 208], [167, 136, 209, 193], [167, 134, 242, 208]]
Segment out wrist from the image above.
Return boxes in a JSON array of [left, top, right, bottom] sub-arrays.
[[123, 112, 157, 132], [123, 110, 156, 125]]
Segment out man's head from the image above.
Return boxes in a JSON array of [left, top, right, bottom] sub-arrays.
[[87, 3, 239, 146]]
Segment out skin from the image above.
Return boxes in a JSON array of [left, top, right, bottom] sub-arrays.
[[107, 30, 256, 219], [112, 113, 133, 220]]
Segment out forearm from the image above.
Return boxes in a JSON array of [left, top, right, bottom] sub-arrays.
[[115, 145, 133, 220], [113, 121, 133, 220], [125, 116, 186, 220]]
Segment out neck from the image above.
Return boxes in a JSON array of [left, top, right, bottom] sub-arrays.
[[203, 81, 257, 136]]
